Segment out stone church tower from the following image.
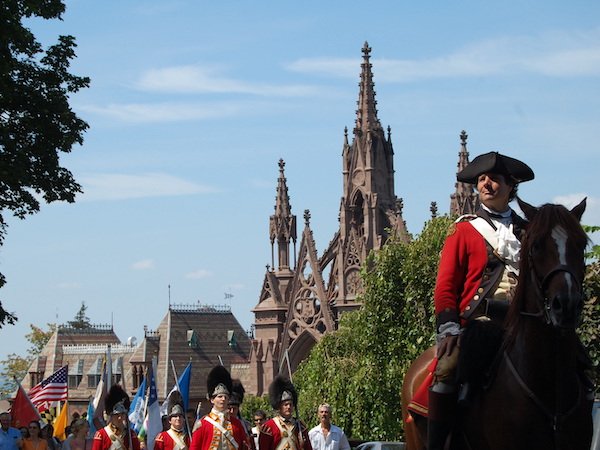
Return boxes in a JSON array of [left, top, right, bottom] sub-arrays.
[[247, 42, 407, 395], [449, 130, 479, 216]]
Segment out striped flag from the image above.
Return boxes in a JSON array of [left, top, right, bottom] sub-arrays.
[[28, 366, 68, 411]]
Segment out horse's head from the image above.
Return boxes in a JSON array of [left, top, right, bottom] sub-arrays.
[[516, 197, 588, 329]]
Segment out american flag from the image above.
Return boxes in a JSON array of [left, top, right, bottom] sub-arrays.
[[28, 366, 68, 410]]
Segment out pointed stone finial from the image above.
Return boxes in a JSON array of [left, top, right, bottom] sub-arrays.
[[362, 41, 371, 58], [395, 198, 404, 216], [430, 201, 438, 218], [387, 125, 392, 141], [279, 158, 285, 172], [460, 130, 468, 145], [266, 264, 270, 271], [304, 209, 311, 225]]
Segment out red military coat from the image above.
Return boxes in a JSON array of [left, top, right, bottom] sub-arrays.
[[155, 429, 190, 450], [434, 220, 489, 325], [92, 426, 141, 450], [190, 412, 249, 450], [258, 417, 311, 450]]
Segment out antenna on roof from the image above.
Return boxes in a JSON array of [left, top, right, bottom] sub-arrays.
[[224, 290, 233, 307], [168, 284, 171, 306]]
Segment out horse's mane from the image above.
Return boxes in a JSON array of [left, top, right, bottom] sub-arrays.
[[504, 203, 588, 337]]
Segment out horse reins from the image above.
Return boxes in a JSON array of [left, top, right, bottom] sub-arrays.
[[506, 246, 585, 448]]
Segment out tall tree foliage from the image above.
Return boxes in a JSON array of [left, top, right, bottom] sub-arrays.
[[67, 301, 92, 329], [0, 0, 89, 327], [295, 216, 453, 440]]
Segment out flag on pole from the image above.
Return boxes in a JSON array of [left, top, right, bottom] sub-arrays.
[[10, 380, 41, 428], [128, 376, 147, 434], [160, 361, 192, 416], [53, 401, 68, 440], [91, 356, 108, 431], [141, 362, 162, 450], [28, 366, 68, 412], [86, 400, 97, 436]]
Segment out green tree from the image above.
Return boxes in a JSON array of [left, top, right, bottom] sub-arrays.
[[0, 0, 90, 327], [0, 353, 29, 398], [295, 216, 453, 440], [240, 394, 271, 422], [0, 323, 55, 397], [67, 301, 92, 329]]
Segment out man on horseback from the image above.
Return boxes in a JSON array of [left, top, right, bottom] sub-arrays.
[[428, 151, 534, 450]]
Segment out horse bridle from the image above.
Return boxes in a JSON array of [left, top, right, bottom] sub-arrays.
[[520, 252, 583, 325]]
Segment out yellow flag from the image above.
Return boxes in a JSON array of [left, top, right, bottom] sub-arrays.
[[53, 401, 69, 440]]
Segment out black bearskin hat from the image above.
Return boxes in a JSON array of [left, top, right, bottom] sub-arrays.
[[229, 379, 245, 406], [206, 365, 232, 399], [268, 375, 297, 410], [105, 385, 130, 415], [167, 390, 185, 417]]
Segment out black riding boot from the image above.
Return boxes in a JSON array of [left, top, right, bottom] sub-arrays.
[[428, 389, 457, 450]]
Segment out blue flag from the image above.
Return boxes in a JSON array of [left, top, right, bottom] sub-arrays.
[[160, 362, 192, 416], [143, 366, 162, 450], [128, 376, 147, 433], [87, 400, 96, 435]]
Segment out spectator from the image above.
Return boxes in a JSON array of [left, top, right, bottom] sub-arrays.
[[62, 419, 91, 450], [0, 412, 22, 450], [308, 404, 349, 450], [250, 410, 266, 450], [20, 421, 47, 450]]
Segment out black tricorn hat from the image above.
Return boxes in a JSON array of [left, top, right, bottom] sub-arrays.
[[206, 365, 232, 399], [229, 379, 245, 406], [268, 375, 297, 410], [167, 390, 185, 417], [105, 385, 130, 415], [457, 151, 534, 184]]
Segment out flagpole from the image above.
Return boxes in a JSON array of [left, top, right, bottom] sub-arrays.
[[169, 361, 192, 442]]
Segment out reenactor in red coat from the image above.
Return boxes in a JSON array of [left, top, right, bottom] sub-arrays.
[[189, 366, 249, 450], [154, 394, 190, 450], [428, 151, 534, 450], [259, 377, 311, 450], [92, 385, 141, 450]]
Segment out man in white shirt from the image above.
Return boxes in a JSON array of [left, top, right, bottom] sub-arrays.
[[308, 405, 349, 450]]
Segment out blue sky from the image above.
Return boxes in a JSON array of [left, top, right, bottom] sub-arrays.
[[1, 0, 599, 362]]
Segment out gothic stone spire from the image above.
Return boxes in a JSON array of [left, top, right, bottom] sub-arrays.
[[354, 41, 381, 137], [450, 130, 479, 215], [269, 159, 297, 271]]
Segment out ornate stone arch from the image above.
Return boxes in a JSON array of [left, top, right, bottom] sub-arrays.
[[286, 329, 318, 373]]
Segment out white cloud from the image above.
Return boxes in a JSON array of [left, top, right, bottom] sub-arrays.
[[286, 28, 600, 81], [185, 269, 213, 279], [132, 259, 155, 270], [78, 173, 218, 201], [136, 65, 317, 96], [80, 102, 243, 123]]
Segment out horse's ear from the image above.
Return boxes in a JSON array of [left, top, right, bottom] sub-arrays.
[[570, 197, 586, 221], [517, 197, 537, 221]]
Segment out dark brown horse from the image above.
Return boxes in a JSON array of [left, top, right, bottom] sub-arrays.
[[402, 198, 593, 450]]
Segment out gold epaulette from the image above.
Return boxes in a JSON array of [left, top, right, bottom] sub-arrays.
[[192, 419, 202, 433], [259, 424, 273, 436]]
